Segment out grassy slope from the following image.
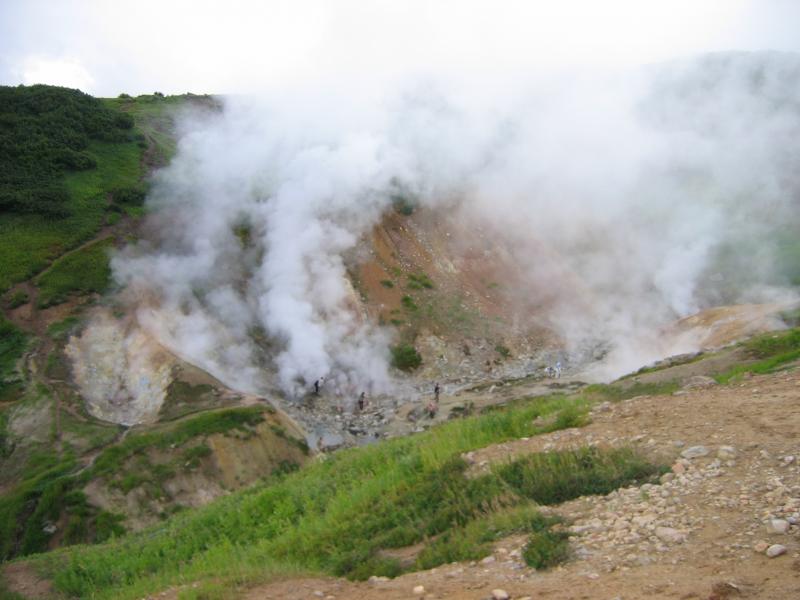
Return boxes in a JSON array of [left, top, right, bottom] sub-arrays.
[[19, 394, 661, 600], [0, 318, 27, 404], [35, 238, 115, 308], [0, 116, 142, 294], [0, 92, 199, 296], [0, 406, 272, 564], [715, 328, 800, 383], [0, 139, 141, 294], [611, 327, 800, 388]]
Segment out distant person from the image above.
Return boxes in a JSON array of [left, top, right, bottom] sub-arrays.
[[358, 392, 366, 412], [434, 382, 441, 401], [313, 379, 320, 395], [427, 399, 438, 419], [555, 361, 562, 379]]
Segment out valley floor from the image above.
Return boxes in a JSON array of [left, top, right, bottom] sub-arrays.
[[152, 367, 799, 600]]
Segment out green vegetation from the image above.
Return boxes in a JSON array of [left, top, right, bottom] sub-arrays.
[[743, 327, 800, 358], [495, 343, 511, 359], [414, 504, 564, 570], [407, 273, 434, 290], [89, 407, 267, 479], [716, 327, 800, 383], [620, 352, 705, 379], [105, 93, 214, 167], [390, 343, 422, 371], [35, 237, 114, 307], [496, 447, 663, 505], [232, 222, 252, 249], [0, 85, 144, 293], [0, 85, 133, 217], [391, 195, 416, 216], [380, 279, 394, 288], [0, 411, 12, 458], [182, 444, 213, 470], [780, 306, 800, 327], [583, 380, 680, 402], [159, 380, 216, 421], [0, 407, 270, 562], [0, 317, 27, 400], [400, 295, 418, 312], [522, 525, 570, 569], [111, 185, 147, 207], [58, 409, 121, 452], [5, 290, 28, 309], [46, 316, 81, 341], [0, 449, 82, 560], [19, 392, 664, 599]]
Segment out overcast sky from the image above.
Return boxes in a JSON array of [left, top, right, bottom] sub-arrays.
[[2, 0, 800, 96]]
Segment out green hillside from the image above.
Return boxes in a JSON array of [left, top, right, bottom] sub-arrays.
[[0, 86, 141, 292]]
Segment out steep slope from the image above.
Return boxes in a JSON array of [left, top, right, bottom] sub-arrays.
[[0, 88, 309, 562]]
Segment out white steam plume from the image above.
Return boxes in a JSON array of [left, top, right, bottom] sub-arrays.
[[113, 52, 800, 391]]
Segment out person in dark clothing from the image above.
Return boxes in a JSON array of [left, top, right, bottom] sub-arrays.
[[434, 383, 441, 401], [313, 379, 320, 395], [358, 392, 366, 411]]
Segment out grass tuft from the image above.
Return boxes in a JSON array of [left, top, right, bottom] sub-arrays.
[[496, 446, 664, 506], [390, 344, 422, 371]]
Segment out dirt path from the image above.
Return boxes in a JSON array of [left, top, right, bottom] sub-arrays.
[[204, 366, 800, 600]]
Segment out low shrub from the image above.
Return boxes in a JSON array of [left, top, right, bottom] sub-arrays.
[[391, 344, 422, 371], [496, 446, 663, 505]]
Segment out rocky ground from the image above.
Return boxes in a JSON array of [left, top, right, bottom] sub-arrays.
[[210, 365, 798, 600]]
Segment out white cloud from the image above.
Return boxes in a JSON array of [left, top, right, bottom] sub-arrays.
[[2, 0, 800, 95], [21, 56, 94, 91]]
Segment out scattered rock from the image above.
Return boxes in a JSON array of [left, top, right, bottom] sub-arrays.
[[709, 581, 742, 599], [413, 585, 426, 595], [481, 555, 496, 564], [717, 446, 736, 459], [766, 518, 790, 535], [753, 541, 769, 553], [655, 526, 686, 544], [683, 375, 717, 389], [491, 590, 510, 600], [42, 522, 57, 535], [766, 544, 787, 558], [681, 446, 710, 459]]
